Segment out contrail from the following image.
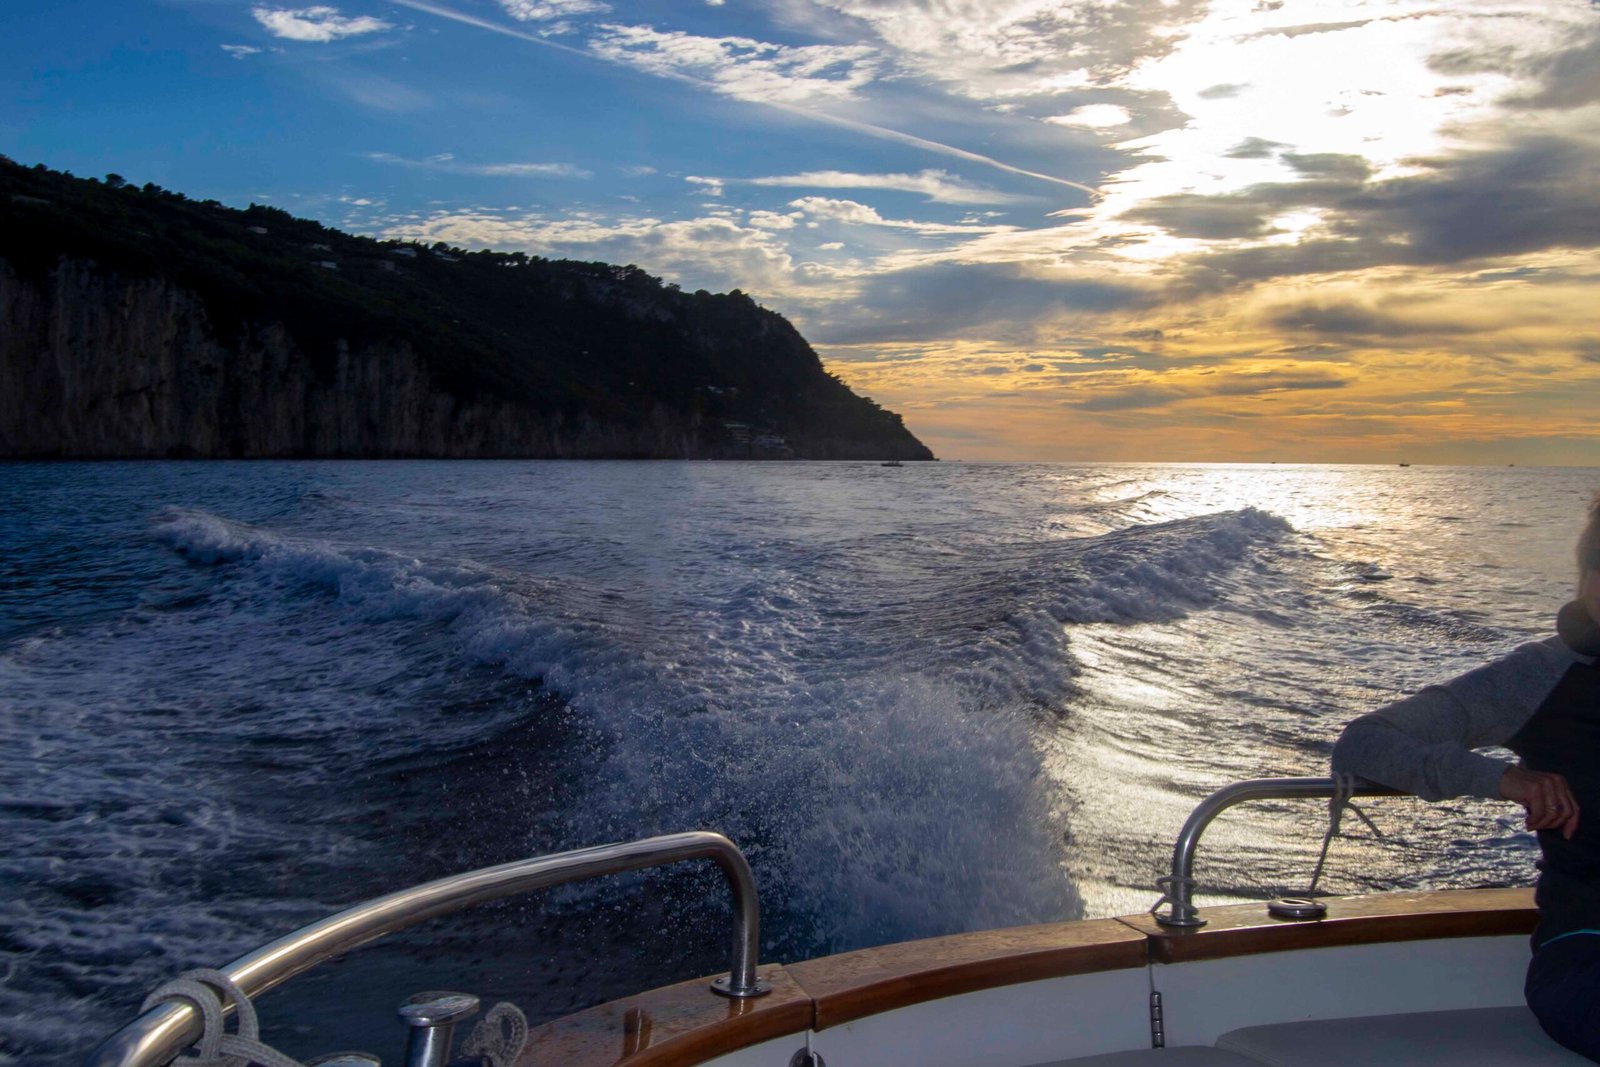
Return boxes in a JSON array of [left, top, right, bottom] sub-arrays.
[[766, 103, 1102, 198], [389, 0, 593, 59], [387, 0, 1100, 200]]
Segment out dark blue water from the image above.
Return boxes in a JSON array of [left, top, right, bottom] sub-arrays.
[[1, 460, 1591, 1065]]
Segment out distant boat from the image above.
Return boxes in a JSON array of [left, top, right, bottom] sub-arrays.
[[881, 460, 904, 467], [1398, 462, 1411, 467]]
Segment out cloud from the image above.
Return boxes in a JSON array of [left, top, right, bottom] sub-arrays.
[[337, 75, 432, 112], [476, 162, 591, 177], [1241, 19, 1372, 41], [1470, 266, 1547, 284], [787, 196, 1017, 235], [251, 5, 393, 42], [385, 210, 800, 294], [1224, 137, 1288, 160], [744, 168, 1023, 205], [1332, 137, 1600, 264], [221, 44, 265, 58], [1070, 369, 1348, 411], [384, 1, 1100, 198], [1430, 19, 1600, 112], [805, 0, 1211, 102], [686, 175, 725, 197], [748, 210, 801, 230], [1264, 301, 1476, 338], [499, 0, 607, 20], [1508, 28, 1600, 110], [587, 24, 881, 105], [1044, 105, 1133, 130], [810, 262, 1151, 345], [1119, 194, 1283, 240], [1281, 153, 1370, 182], [368, 152, 590, 178], [1123, 134, 1600, 290]]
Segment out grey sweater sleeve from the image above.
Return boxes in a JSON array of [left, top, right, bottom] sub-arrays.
[[1331, 638, 1577, 801]]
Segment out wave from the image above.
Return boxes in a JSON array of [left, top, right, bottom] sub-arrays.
[[139, 504, 1300, 947], [147, 507, 1085, 945]]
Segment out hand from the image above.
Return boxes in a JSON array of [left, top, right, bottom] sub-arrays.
[[1500, 766, 1580, 840]]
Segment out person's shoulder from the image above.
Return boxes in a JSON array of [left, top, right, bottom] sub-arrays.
[[1493, 634, 1586, 674], [1440, 635, 1575, 692]]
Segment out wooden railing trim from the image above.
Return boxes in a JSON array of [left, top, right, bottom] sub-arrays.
[[786, 917, 1147, 1031], [1118, 887, 1537, 964], [513, 965, 811, 1067], [512, 888, 1538, 1066]]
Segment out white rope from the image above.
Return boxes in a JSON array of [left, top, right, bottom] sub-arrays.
[[140, 969, 307, 1067], [1304, 772, 1383, 897], [461, 1001, 529, 1067], [1149, 874, 1196, 917]]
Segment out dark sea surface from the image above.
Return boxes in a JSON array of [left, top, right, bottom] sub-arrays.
[[1, 460, 1594, 1065]]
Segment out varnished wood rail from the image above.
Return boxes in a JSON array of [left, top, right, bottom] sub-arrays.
[[512, 888, 1536, 1067]]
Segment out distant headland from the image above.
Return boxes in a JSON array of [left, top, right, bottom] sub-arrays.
[[0, 159, 933, 461]]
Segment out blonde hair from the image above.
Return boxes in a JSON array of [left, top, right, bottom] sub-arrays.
[[1580, 490, 1600, 584]]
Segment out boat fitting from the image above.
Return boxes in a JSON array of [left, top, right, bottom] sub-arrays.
[[1154, 776, 1402, 928]]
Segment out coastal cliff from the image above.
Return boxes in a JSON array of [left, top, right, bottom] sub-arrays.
[[0, 160, 934, 460], [0, 258, 725, 458]]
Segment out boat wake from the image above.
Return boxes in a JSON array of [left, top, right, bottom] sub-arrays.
[[14, 456, 1565, 1067]]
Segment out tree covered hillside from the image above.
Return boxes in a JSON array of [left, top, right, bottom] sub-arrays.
[[0, 158, 933, 460]]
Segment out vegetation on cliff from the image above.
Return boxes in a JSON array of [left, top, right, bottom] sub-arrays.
[[0, 158, 933, 459]]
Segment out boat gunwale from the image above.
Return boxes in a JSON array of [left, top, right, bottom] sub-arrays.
[[514, 886, 1537, 1067]]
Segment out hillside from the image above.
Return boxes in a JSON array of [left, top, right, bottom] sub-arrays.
[[0, 158, 933, 460]]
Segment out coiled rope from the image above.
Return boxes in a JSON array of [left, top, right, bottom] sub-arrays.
[[140, 969, 306, 1067], [139, 968, 529, 1067], [461, 1001, 529, 1067], [1148, 873, 1196, 918]]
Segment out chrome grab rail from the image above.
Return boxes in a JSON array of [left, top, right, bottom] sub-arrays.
[[1154, 776, 1404, 928], [85, 831, 770, 1067]]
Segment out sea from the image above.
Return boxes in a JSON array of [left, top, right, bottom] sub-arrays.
[[1, 460, 1595, 1065]]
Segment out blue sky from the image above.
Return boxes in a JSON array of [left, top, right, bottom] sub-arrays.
[[6, 0, 1600, 462]]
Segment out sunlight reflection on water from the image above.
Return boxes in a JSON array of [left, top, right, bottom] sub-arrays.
[[1043, 464, 1591, 918]]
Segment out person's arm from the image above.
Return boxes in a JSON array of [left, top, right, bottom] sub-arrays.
[[1332, 684, 1510, 802], [1332, 639, 1574, 800]]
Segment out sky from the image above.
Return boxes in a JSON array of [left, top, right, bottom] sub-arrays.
[[5, 0, 1600, 463]]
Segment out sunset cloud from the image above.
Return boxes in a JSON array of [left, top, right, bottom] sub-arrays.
[[1069, 368, 1349, 412]]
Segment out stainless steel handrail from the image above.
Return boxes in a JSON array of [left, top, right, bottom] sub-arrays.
[[85, 831, 770, 1067], [1153, 776, 1404, 928]]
